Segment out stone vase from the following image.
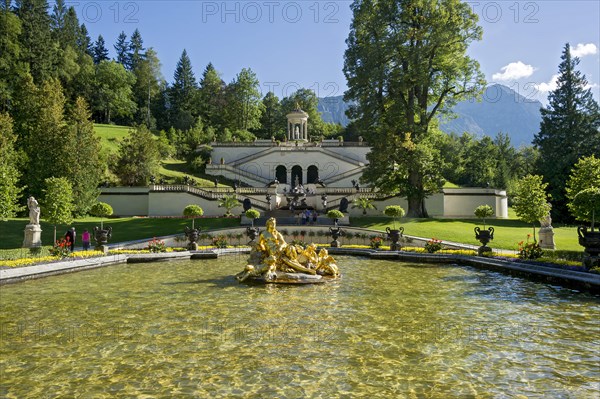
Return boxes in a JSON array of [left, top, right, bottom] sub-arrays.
[[329, 226, 343, 247], [474, 226, 494, 256], [578, 226, 600, 269], [246, 226, 260, 244], [94, 226, 112, 252], [386, 227, 404, 251]]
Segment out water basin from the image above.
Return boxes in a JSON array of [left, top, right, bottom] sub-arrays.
[[1, 256, 598, 397]]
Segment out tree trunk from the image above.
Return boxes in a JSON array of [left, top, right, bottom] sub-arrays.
[[406, 169, 429, 218], [407, 196, 428, 218]]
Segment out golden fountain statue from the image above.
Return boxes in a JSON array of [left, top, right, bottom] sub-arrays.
[[236, 217, 339, 284]]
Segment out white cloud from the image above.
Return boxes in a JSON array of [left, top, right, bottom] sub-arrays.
[[492, 61, 536, 81], [535, 75, 559, 93], [571, 43, 598, 58]]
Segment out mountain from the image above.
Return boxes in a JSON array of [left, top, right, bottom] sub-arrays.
[[318, 84, 543, 147], [317, 95, 352, 127]]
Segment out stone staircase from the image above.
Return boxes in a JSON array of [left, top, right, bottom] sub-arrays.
[[247, 210, 342, 226]]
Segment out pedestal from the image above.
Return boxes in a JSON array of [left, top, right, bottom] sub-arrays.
[[538, 227, 556, 250], [23, 224, 42, 248]]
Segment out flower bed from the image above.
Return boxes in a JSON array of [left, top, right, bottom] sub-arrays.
[[0, 250, 105, 268]]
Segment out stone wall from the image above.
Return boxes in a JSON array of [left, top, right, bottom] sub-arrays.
[[99, 187, 507, 219], [442, 188, 508, 218]]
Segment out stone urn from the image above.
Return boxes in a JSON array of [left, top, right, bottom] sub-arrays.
[[577, 226, 600, 268], [246, 227, 260, 244], [185, 226, 201, 250], [94, 226, 112, 252], [386, 227, 405, 251], [474, 226, 494, 256], [329, 226, 344, 247]]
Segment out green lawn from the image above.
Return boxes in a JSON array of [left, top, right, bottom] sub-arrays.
[[352, 216, 581, 251], [2, 216, 582, 252], [94, 123, 132, 155], [159, 160, 234, 187], [0, 217, 240, 250]]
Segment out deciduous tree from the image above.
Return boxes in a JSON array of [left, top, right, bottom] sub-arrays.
[[344, 0, 485, 217], [93, 60, 136, 123], [224, 67, 262, 133], [42, 176, 74, 243], [258, 91, 281, 139], [512, 175, 551, 242], [566, 155, 600, 226]]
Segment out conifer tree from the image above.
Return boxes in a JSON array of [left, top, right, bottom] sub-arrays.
[[169, 49, 198, 130], [198, 62, 226, 131], [15, 0, 57, 84], [21, 78, 75, 199], [114, 126, 160, 186], [114, 31, 129, 67], [0, 112, 24, 220], [534, 43, 600, 221], [93, 35, 109, 64], [77, 23, 92, 56], [67, 97, 103, 216], [0, 2, 24, 110], [128, 28, 145, 70]]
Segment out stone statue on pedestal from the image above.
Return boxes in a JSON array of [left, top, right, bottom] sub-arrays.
[[538, 210, 556, 249], [28, 196, 40, 225], [23, 196, 42, 248]]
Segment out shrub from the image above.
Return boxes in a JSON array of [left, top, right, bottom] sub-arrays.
[[518, 236, 543, 259], [50, 238, 71, 258], [383, 205, 405, 229], [212, 235, 228, 248], [424, 238, 444, 253], [147, 238, 166, 253], [370, 236, 383, 249], [90, 202, 114, 230], [327, 210, 344, 220], [183, 204, 204, 229], [474, 205, 494, 229], [245, 208, 260, 221]]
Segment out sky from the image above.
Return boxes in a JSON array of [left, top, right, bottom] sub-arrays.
[[70, 0, 600, 104]]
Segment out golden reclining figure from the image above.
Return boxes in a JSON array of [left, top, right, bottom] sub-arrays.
[[236, 218, 339, 282]]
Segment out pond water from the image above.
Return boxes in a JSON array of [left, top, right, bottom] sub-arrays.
[[1, 256, 599, 398]]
